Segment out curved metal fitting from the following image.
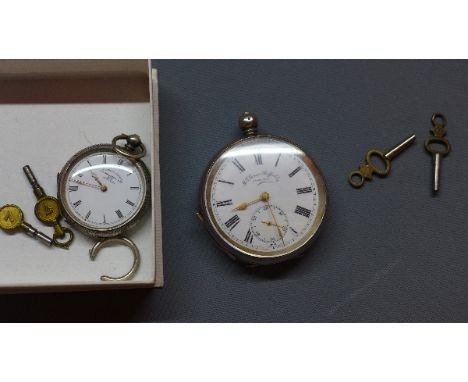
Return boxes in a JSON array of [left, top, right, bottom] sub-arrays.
[[112, 134, 146, 159], [89, 237, 140, 282], [52, 228, 74, 250]]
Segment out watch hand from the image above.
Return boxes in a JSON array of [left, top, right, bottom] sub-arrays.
[[265, 198, 285, 246], [261, 220, 286, 230], [71, 178, 101, 190], [232, 192, 270, 211], [91, 172, 108, 192]]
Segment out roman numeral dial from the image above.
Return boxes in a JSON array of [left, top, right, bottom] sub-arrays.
[[232, 159, 245, 173], [225, 215, 240, 231], [296, 186, 313, 194], [216, 200, 232, 207], [207, 135, 324, 259], [244, 229, 254, 244], [294, 205, 311, 218], [63, 151, 147, 231], [289, 166, 302, 178]]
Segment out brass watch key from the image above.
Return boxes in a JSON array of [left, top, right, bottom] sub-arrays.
[[23, 165, 74, 249], [348, 134, 416, 188], [0, 204, 54, 246], [424, 113, 451, 193]]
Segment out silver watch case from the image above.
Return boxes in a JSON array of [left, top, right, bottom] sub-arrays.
[[199, 134, 327, 266], [57, 143, 151, 239]]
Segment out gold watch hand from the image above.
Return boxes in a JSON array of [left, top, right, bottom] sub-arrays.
[[91, 172, 108, 192], [261, 220, 286, 230], [232, 192, 270, 211], [266, 198, 285, 246], [71, 178, 101, 190]]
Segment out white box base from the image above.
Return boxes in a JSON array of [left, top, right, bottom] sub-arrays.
[[0, 61, 163, 292]]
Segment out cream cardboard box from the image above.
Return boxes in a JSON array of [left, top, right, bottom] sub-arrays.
[[0, 60, 163, 293]]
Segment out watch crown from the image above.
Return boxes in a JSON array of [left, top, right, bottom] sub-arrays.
[[239, 112, 258, 137], [126, 134, 142, 148]]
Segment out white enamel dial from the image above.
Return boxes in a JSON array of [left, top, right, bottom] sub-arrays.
[[204, 136, 326, 261], [63, 152, 146, 230]]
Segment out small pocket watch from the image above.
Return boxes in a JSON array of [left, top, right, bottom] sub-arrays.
[[199, 112, 327, 265], [57, 134, 151, 281]]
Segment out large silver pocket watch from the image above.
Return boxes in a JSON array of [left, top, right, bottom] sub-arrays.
[[198, 112, 327, 266], [57, 134, 151, 281]]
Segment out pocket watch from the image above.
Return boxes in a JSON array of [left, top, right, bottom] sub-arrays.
[[57, 134, 151, 281], [198, 112, 327, 265]]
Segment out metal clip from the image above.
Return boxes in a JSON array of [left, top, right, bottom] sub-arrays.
[[89, 237, 140, 281], [112, 134, 146, 160]]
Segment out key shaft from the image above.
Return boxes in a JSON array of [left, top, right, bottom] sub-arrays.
[[385, 134, 416, 160], [20, 222, 54, 246], [433, 153, 441, 192], [23, 165, 46, 199]]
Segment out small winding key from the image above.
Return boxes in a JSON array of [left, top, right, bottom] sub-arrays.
[[23, 165, 74, 249], [0, 204, 54, 246], [349, 134, 416, 188], [425, 113, 451, 193]]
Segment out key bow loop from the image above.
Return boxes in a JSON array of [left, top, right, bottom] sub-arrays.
[[112, 134, 146, 160]]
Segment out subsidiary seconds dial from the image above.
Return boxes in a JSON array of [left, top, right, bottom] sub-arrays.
[[250, 204, 289, 246]]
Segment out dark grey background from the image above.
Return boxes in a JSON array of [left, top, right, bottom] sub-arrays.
[[1, 60, 468, 322]]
